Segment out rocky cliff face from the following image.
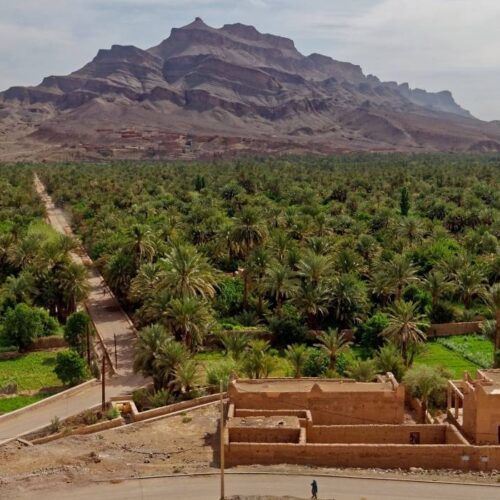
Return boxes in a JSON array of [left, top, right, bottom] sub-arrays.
[[1, 18, 498, 161]]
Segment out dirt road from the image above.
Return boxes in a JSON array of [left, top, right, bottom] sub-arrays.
[[19, 474, 499, 500], [0, 177, 146, 444]]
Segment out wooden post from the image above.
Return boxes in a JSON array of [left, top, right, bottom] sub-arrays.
[[86, 326, 91, 367], [114, 333, 118, 370], [101, 356, 106, 412], [220, 380, 225, 500]]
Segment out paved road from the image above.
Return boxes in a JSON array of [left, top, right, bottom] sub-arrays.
[[22, 473, 499, 500], [0, 177, 146, 444]]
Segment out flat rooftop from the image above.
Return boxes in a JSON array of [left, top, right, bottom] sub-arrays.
[[228, 416, 300, 429], [477, 369, 500, 394], [232, 378, 394, 393]]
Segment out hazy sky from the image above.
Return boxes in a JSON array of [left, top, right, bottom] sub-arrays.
[[1, 0, 500, 120]]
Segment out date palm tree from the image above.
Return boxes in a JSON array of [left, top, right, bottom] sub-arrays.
[[154, 339, 190, 389], [124, 225, 157, 266], [263, 262, 298, 313], [484, 283, 500, 366], [377, 255, 419, 301], [346, 358, 377, 382], [58, 261, 89, 320], [171, 359, 200, 395], [133, 324, 172, 391], [314, 328, 352, 371], [330, 273, 368, 328], [452, 263, 487, 309], [161, 296, 213, 350], [381, 300, 428, 366], [423, 270, 454, 307], [230, 208, 267, 308], [218, 331, 250, 362], [292, 281, 330, 329], [241, 340, 275, 379], [159, 243, 218, 300], [285, 344, 308, 378]]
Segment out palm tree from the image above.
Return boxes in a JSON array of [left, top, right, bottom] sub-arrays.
[[375, 343, 406, 381], [346, 359, 377, 382], [330, 273, 368, 328], [154, 340, 190, 388], [285, 344, 308, 378], [171, 359, 200, 395], [57, 261, 89, 320], [314, 328, 352, 371], [0, 272, 37, 304], [377, 255, 420, 301], [381, 300, 428, 366], [230, 208, 267, 258], [263, 262, 297, 313], [161, 297, 213, 350], [397, 217, 424, 246], [246, 247, 271, 314], [133, 324, 172, 390], [484, 283, 500, 366], [296, 251, 333, 286], [241, 340, 275, 379], [159, 243, 218, 300], [230, 208, 267, 308], [423, 270, 454, 307], [452, 263, 487, 309], [403, 365, 447, 423], [218, 331, 250, 361], [292, 281, 330, 329], [124, 225, 157, 265], [129, 262, 161, 303]]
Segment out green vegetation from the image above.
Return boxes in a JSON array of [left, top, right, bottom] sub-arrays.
[[0, 394, 45, 413], [436, 335, 493, 369], [414, 342, 480, 379], [0, 351, 64, 391], [1, 155, 499, 405]]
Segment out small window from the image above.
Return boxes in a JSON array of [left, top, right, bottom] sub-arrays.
[[410, 432, 420, 445]]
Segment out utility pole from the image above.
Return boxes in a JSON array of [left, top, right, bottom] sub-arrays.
[[114, 333, 118, 370], [86, 325, 91, 367], [101, 356, 106, 411], [220, 380, 225, 500]]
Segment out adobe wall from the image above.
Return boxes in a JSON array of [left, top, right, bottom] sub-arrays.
[[229, 427, 300, 443], [307, 424, 447, 444], [468, 386, 500, 445], [226, 442, 500, 471], [427, 322, 482, 337], [230, 388, 404, 425]]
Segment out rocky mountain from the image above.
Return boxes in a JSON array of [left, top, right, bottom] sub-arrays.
[[1, 17, 499, 161]]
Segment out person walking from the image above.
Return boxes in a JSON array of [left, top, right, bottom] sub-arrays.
[[311, 479, 318, 499]]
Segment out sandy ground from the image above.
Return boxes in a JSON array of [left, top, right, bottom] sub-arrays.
[[0, 405, 498, 498]]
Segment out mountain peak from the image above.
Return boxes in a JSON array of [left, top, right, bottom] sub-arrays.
[[0, 18, 493, 160], [183, 17, 209, 29]]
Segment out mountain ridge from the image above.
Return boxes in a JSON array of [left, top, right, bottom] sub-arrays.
[[1, 18, 499, 161]]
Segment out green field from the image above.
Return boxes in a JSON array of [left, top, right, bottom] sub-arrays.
[[0, 394, 45, 413], [0, 351, 65, 391], [414, 341, 480, 379]]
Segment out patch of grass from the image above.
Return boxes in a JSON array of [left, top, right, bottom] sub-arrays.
[[414, 341, 480, 379], [0, 351, 66, 391], [436, 335, 493, 369], [0, 394, 45, 413]]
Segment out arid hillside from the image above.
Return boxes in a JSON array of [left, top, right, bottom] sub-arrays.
[[1, 18, 500, 161]]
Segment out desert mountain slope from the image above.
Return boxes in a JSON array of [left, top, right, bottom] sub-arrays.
[[1, 17, 499, 160]]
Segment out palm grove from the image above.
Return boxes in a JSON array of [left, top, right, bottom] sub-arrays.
[[2, 155, 500, 408]]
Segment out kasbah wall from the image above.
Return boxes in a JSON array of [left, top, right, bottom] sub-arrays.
[[225, 377, 500, 471]]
